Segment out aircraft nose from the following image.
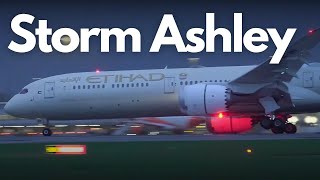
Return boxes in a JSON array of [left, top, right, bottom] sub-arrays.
[[4, 96, 20, 116]]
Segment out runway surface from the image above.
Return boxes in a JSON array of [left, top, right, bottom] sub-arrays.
[[0, 133, 320, 144]]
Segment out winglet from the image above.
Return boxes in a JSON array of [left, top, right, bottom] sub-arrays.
[[287, 28, 320, 53]]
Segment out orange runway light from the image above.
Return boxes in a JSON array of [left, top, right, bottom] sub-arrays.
[[246, 148, 253, 154], [218, 112, 224, 119], [45, 145, 87, 155]]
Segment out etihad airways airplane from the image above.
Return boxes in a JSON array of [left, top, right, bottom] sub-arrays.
[[4, 29, 320, 136]]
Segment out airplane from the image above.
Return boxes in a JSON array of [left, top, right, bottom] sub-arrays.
[[4, 29, 320, 136]]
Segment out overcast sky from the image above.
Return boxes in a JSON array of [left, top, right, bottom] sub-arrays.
[[1, 0, 320, 99]]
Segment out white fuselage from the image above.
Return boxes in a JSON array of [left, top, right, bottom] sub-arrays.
[[5, 64, 320, 120]]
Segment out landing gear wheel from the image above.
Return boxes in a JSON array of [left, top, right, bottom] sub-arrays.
[[260, 118, 273, 130], [42, 128, 52, 136], [284, 123, 297, 134], [273, 118, 285, 129], [271, 127, 284, 134]]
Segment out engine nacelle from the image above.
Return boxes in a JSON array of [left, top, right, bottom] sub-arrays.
[[206, 116, 253, 134], [179, 84, 228, 116]]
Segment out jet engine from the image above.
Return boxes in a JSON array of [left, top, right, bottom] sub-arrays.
[[206, 116, 253, 134], [179, 84, 228, 116]]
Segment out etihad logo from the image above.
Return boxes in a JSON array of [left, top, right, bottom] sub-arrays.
[[86, 73, 165, 83]]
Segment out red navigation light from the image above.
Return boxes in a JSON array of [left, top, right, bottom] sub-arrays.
[[308, 29, 314, 35], [96, 69, 100, 73], [218, 112, 223, 119]]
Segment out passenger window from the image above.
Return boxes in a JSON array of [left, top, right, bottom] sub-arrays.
[[88, 85, 90, 89], [122, 84, 125, 88], [78, 85, 81, 89], [146, 83, 149, 87], [83, 85, 86, 89], [209, 80, 213, 82], [127, 84, 129, 87], [141, 83, 144, 87], [136, 83, 139, 87], [180, 82, 183, 85], [102, 84, 105, 88], [93, 85, 95, 89], [131, 83, 134, 87], [97, 85, 100, 88], [112, 84, 115, 88], [117, 84, 120, 88], [185, 81, 188, 85], [73, 86, 76, 89], [219, 80, 222, 82], [19, 88, 28, 94], [200, 81, 203, 83], [190, 81, 193, 85], [195, 81, 198, 84]]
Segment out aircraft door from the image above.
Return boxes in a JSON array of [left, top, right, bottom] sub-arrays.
[[164, 77, 175, 94], [303, 72, 314, 88], [44, 82, 55, 98]]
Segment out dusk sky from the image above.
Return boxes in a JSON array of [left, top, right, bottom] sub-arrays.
[[1, 0, 320, 99]]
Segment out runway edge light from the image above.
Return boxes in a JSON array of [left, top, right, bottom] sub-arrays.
[[45, 145, 87, 155]]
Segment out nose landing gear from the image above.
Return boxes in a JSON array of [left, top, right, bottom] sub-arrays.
[[42, 128, 53, 136], [40, 119, 53, 136]]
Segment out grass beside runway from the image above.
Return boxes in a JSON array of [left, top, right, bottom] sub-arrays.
[[0, 140, 319, 179]]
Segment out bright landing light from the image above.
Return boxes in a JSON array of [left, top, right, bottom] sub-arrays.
[[304, 116, 318, 124], [288, 116, 299, 124]]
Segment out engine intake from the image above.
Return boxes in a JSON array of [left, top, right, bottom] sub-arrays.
[[179, 84, 228, 116]]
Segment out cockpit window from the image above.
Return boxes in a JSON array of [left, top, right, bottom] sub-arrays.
[[19, 88, 29, 94]]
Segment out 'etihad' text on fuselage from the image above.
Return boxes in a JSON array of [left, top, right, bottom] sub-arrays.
[[86, 73, 165, 83]]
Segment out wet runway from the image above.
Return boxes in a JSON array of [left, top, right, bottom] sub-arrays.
[[0, 133, 320, 144]]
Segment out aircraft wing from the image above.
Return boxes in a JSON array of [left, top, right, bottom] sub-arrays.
[[230, 28, 320, 85]]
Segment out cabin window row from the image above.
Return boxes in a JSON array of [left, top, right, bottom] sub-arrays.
[[112, 83, 149, 88], [179, 80, 229, 86], [73, 84, 106, 90], [72, 83, 150, 90]]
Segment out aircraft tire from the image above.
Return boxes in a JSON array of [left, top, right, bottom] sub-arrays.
[[271, 127, 284, 134], [260, 118, 273, 130], [273, 118, 286, 129], [284, 123, 297, 134], [42, 128, 53, 136]]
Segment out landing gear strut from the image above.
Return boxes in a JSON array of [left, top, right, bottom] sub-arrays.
[[258, 114, 297, 134]]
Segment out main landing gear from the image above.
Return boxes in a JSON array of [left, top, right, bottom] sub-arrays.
[[259, 114, 297, 134]]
